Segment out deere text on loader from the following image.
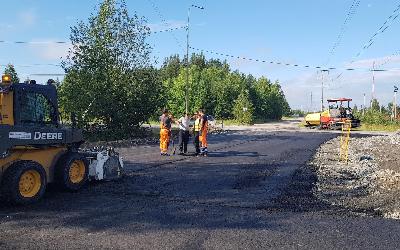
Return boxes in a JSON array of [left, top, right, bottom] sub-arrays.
[[0, 75, 123, 204]]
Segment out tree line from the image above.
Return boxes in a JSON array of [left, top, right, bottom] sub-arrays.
[[353, 99, 400, 125], [160, 54, 290, 124]]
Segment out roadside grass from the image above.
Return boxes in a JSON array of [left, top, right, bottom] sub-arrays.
[[221, 118, 283, 126], [298, 122, 400, 132], [298, 119, 307, 127], [356, 123, 400, 132]]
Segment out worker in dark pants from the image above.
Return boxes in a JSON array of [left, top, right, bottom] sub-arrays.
[[177, 113, 190, 155], [193, 112, 201, 156]]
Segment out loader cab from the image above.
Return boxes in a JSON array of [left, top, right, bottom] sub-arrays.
[[0, 77, 60, 128]]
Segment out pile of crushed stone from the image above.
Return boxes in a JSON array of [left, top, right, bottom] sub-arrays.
[[310, 132, 400, 219]]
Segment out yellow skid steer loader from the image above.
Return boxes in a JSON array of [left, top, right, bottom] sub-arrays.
[[0, 75, 123, 204]]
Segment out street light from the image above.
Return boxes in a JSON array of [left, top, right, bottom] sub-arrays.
[[186, 4, 204, 114]]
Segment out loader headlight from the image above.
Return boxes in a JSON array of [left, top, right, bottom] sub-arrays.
[[1, 74, 11, 85]]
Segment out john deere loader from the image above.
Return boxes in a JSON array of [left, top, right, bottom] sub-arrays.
[[0, 74, 123, 204]]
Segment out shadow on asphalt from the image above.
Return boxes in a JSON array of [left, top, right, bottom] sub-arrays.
[[0, 131, 345, 233]]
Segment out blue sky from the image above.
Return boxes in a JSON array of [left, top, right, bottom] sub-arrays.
[[1, 0, 400, 110]]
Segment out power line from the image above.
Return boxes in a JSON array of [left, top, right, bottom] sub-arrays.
[[375, 50, 400, 69], [146, 0, 185, 52], [29, 73, 66, 76], [0, 26, 187, 46], [325, 0, 361, 64], [0, 40, 68, 44], [353, 3, 400, 61], [333, 3, 400, 83], [151, 25, 187, 34], [0, 63, 61, 67], [190, 46, 397, 72]]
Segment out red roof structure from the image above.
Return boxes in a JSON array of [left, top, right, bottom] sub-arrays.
[[327, 98, 352, 102]]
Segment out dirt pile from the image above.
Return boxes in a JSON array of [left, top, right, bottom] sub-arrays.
[[311, 132, 400, 219]]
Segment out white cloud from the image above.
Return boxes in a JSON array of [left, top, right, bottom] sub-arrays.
[[18, 8, 37, 27], [29, 40, 71, 60], [66, 15, 76, 21], [148, 20, 186, 32], [281, 63, 400, 110], [0, 22, 14, 31], [345, 55, 400, 69]]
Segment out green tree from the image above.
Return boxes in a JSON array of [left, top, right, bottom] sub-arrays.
[[160, 53, 291, 121], [160, 55, 181, 81], [371, 99, 380, 111], [190, 53, 206, 69], [352, 105, 358, 114], [60, 0, 162, 139], [253, 78, 289, 120], [4, 64, 20, 83], [233, 89, 254, 124]]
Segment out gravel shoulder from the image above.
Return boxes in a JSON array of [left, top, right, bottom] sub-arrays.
[[310, 132, 400, 219]]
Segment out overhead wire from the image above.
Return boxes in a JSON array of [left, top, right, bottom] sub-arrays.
[[0, 25, 186, 69], [375, 50, 400, 69], [352, 2, 400, 61], [0, 25, 187, 46], [146, 0, 185, 52], [325, 0, 361, 65], [332, 2, 400, 87], [322, 0, 361, 94], [189, 46, 397, 72], [151, 25, 187, 34], [0, 63, 61, 68]]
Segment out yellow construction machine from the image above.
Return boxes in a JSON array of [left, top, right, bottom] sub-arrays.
[[0, 75, 123, 204], [304, 98, 361, 129]]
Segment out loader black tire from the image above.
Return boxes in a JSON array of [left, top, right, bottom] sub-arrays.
[[55, 152, 89, 192], [1, 161, 47, 205]]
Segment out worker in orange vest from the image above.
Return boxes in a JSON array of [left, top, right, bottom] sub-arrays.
[[159, 109, 172, 156], [198, 109, 208, 156]]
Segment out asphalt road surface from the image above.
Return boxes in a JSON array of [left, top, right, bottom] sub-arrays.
[[1, 130, 399, 249]]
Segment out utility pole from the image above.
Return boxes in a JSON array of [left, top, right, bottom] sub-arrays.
[[185, 5, 204, 114], [371, 61, 375, 107], [310, 92, 313, 112], [321, 72, 324, 111], [185, 9, 190, 114], [394, 86, 398, 121], [363, 93, 366, 115], [321, 70, 329, 111]]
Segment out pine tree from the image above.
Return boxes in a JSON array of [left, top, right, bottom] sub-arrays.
[[4, 64, 20, 83]]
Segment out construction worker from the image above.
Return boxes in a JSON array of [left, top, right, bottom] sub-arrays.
[[198, 109, 209, 156], [159, 109, 172, 156], [193, 112, 201, 156], [177, 113, 190, 155]]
